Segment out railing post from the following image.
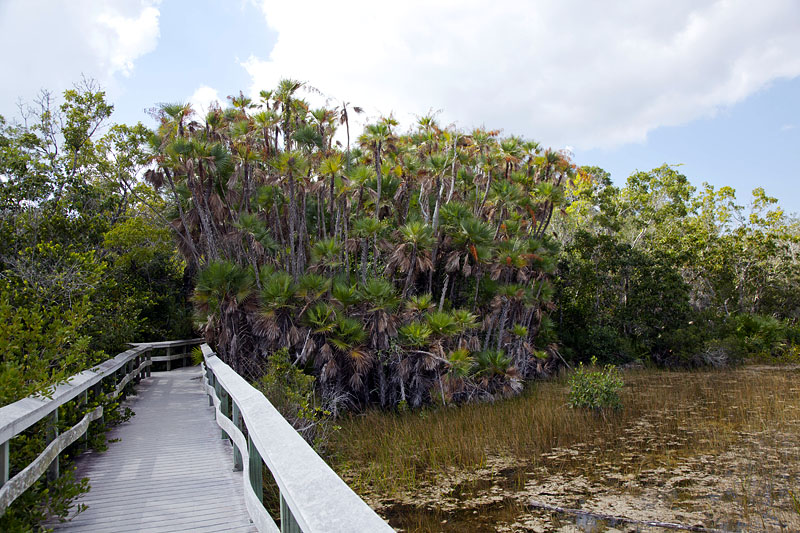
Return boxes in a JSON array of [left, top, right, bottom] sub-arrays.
[[46, 409, 59, 482], [0, 440, 8, 488], [220, 388, 229, 440], [81, 390, 90, 451], [232, 402, 243, 471], [146, 349, 152, 378], [248, 434, 263, 504], [165, 346, 172, 371], [280, 495, 302, 533], [207, 368, 214, 407], [93, 382, 105, 427]]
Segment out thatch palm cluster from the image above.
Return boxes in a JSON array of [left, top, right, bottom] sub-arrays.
[[147, 81, 572, 408]]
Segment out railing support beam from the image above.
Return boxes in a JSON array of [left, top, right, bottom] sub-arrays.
[[248, 434, 263, 505], [280, 494, 302, 533], [220, 389, 229, 440], [232, 402, 243, 472], [0, 440, 8, 488], [45, 410, 59, 482]]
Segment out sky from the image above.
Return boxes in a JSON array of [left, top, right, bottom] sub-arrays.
[[1, 0, 798, 214]]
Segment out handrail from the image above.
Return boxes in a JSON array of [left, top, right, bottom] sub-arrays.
[[0, 338, 203, 515], [130, 338, 203, 370], [200, 344, 393, 533]]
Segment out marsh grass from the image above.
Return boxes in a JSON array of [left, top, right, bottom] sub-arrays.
[[330, 366, 800, 531]]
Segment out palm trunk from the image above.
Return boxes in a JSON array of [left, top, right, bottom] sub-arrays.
[[438, 273, 450, 311], [374, 141, 382, 220], [164, 169, 200, 266], [195, 168, 219, 261], [478, 169, 493, 217], [496, 299, 511, 351], [360, 237, 368, 284], [288, 172, 297, 279], [298, 191, 308, 274], [402, 246, 418, 298], [427, 173, 447, 292]]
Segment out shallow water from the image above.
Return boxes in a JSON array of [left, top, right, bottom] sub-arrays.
[[344, 367, 800, 532]]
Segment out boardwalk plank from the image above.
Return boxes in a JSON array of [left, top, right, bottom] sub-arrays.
[[51, 367, 257, 533]]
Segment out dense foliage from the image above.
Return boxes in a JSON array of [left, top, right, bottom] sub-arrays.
[[2, 78, 798, 528], [147, 82, 568, 409], [0, 83, 192, 530], [567, 356, 624, 410], [554, 165, 800, 365], [0, 83, 192, 406], [142, 81, 799, 411]]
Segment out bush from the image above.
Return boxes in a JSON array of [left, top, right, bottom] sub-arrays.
[[568, 356, 624, 410], [256, 348, 338, 451]]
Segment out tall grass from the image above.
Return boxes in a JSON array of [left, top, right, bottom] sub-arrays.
[[329, 367, 800, 498]]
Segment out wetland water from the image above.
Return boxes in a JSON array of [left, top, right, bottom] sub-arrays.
[[336, 366, 800, 532]]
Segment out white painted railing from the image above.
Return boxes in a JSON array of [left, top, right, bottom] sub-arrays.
[[130, 338, 203, 370], [0, 339, 204, 515], [200, 344, 393, 533]]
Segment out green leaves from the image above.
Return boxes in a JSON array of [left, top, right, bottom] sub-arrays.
[[195, 260, 255, 316], [425, 310, 461, 337], [360, 278, 399, 311], [475, 349, 512, 376], [259, 270, 296, 312], [399, 321, 432, 348], [399, 220, 434, 248], [567, 357, 624, 410]]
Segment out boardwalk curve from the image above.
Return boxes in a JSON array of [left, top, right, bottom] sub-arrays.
[[53, 367, 256, 533]]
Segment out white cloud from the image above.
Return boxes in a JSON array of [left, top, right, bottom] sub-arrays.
[[189, 86, 221, 117], [0, 0, 160, 116], [244, 0, 800, 149]]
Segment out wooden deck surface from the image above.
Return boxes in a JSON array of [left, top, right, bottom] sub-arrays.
[[51, 367, 257, 533]]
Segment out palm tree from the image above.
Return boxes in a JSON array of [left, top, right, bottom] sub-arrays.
[[274, 78, 304, 151], [351, 216, 384, 283], [276, 151, 309, 279], [194, 260, 256, 373], [386, 220, 434, 298], [359, 121, 393, 221], [146, 78, 575, 408]]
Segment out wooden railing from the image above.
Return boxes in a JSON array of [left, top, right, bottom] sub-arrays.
[[130, 338, 202, 370], [200, 344, 393, 533], [0, 339, 203, 515]]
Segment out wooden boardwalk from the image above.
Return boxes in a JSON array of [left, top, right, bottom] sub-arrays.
[[51, 366, 257, 533]]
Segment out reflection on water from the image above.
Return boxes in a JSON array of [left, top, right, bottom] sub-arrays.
[[356, 367, 800, 532]]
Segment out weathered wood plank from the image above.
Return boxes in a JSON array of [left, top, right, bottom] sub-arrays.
[[0, 406, 102, 513], [128, 339, 203, 350], [51, 367, 257, 533], [0, 346, 150, 444]]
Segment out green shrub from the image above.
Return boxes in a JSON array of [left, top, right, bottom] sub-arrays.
[[568, 356, 624, 410], [256, 348, 338, 451]]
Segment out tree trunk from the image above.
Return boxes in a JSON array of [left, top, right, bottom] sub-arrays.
[[288, 172, 297, 280], [496, 298, 510, 351], [438, 273, 450, 311], [402, 246, 418, 299], [360, 237, 369, 284], [374, 141, 382, 220]]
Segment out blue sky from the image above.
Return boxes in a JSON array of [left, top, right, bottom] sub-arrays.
[[579, 77, 800, 214], [1, 0, 798, 214]]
